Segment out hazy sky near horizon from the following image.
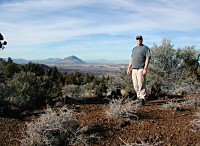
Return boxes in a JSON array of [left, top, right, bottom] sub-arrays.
[[0, 0, 200, 60]]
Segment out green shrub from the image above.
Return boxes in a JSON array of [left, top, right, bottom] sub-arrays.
[[1, 71, 49, 110], [62, 84, 81, 99], [80, 83, 99, 97], [106, 68, 135, 95], [62, 83, 102, 99], [148, 39, 200, 95]]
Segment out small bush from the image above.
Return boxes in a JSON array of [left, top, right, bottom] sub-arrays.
[[106, 77, 121, 93], [161, 101, 182, 111], [21, 106, 77, 145], [106, 68, 135, 94], [62, 84, 81, 99], [0, 71, 49, 110], [106, 97, 139, 120], [173, 75, 200, 95], [190, 110, 200, 133], [80, 83, 99, 97], [21, 106, 97, 146], [182, 97, 200, 107], [62, 83, 102, 99]]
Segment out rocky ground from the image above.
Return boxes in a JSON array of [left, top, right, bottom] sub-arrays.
[[0, 94, 200, 146]]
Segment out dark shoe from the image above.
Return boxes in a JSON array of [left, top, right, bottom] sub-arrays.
[[141, 99, 145, 105], [134, 99, 145, 106]]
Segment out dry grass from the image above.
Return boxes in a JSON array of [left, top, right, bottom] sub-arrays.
[[190, 110, 200, 133], [21, 106, 77, 145], [21, 106, 98, 146], [105, 97, 139, 121], [182, 97, 200, 107], [160, 101, 182, 111]]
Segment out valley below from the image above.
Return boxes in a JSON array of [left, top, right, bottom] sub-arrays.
[[48, 63, 128, 76]]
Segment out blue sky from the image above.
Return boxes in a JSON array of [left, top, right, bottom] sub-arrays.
[[0, 0, 200, 61]]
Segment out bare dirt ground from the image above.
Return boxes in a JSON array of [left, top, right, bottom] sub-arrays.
[[0, 94, 200, 146]]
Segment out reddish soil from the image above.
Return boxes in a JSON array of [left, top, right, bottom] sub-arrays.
[[0, 94, 200, 146]]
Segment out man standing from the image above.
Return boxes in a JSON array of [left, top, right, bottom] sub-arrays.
[[127, 35, 151, 105]]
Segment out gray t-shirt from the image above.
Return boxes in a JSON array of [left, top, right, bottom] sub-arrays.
[[131, 44, 151, 69]]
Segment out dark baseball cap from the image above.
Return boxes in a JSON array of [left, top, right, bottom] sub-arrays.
[[136, 35, 143, 40]]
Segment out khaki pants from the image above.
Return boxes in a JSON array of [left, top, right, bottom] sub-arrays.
[[132, 69, 146, 99]]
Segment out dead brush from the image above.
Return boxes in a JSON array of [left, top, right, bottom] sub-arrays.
[[190, 110, 200, 133], [20, 106, 97, 146], [105, 97, 139, 121], [182, 97, 200, 108], [160, 101, 182, 111]]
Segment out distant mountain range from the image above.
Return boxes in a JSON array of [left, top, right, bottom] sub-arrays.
[[2, 55, 129, 64], [4, 55, 85, 64]]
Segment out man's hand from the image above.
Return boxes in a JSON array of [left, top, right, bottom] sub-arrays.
[[127, 68, 131, 75], [127, 57, 132, 76], [142, 69, 147, 75]]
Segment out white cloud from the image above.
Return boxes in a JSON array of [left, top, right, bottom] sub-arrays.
[[0, 0, 200, 60]]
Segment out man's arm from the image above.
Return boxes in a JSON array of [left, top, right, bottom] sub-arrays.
[[143, 56, 151, 75], [127, 57, 132, 75]]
